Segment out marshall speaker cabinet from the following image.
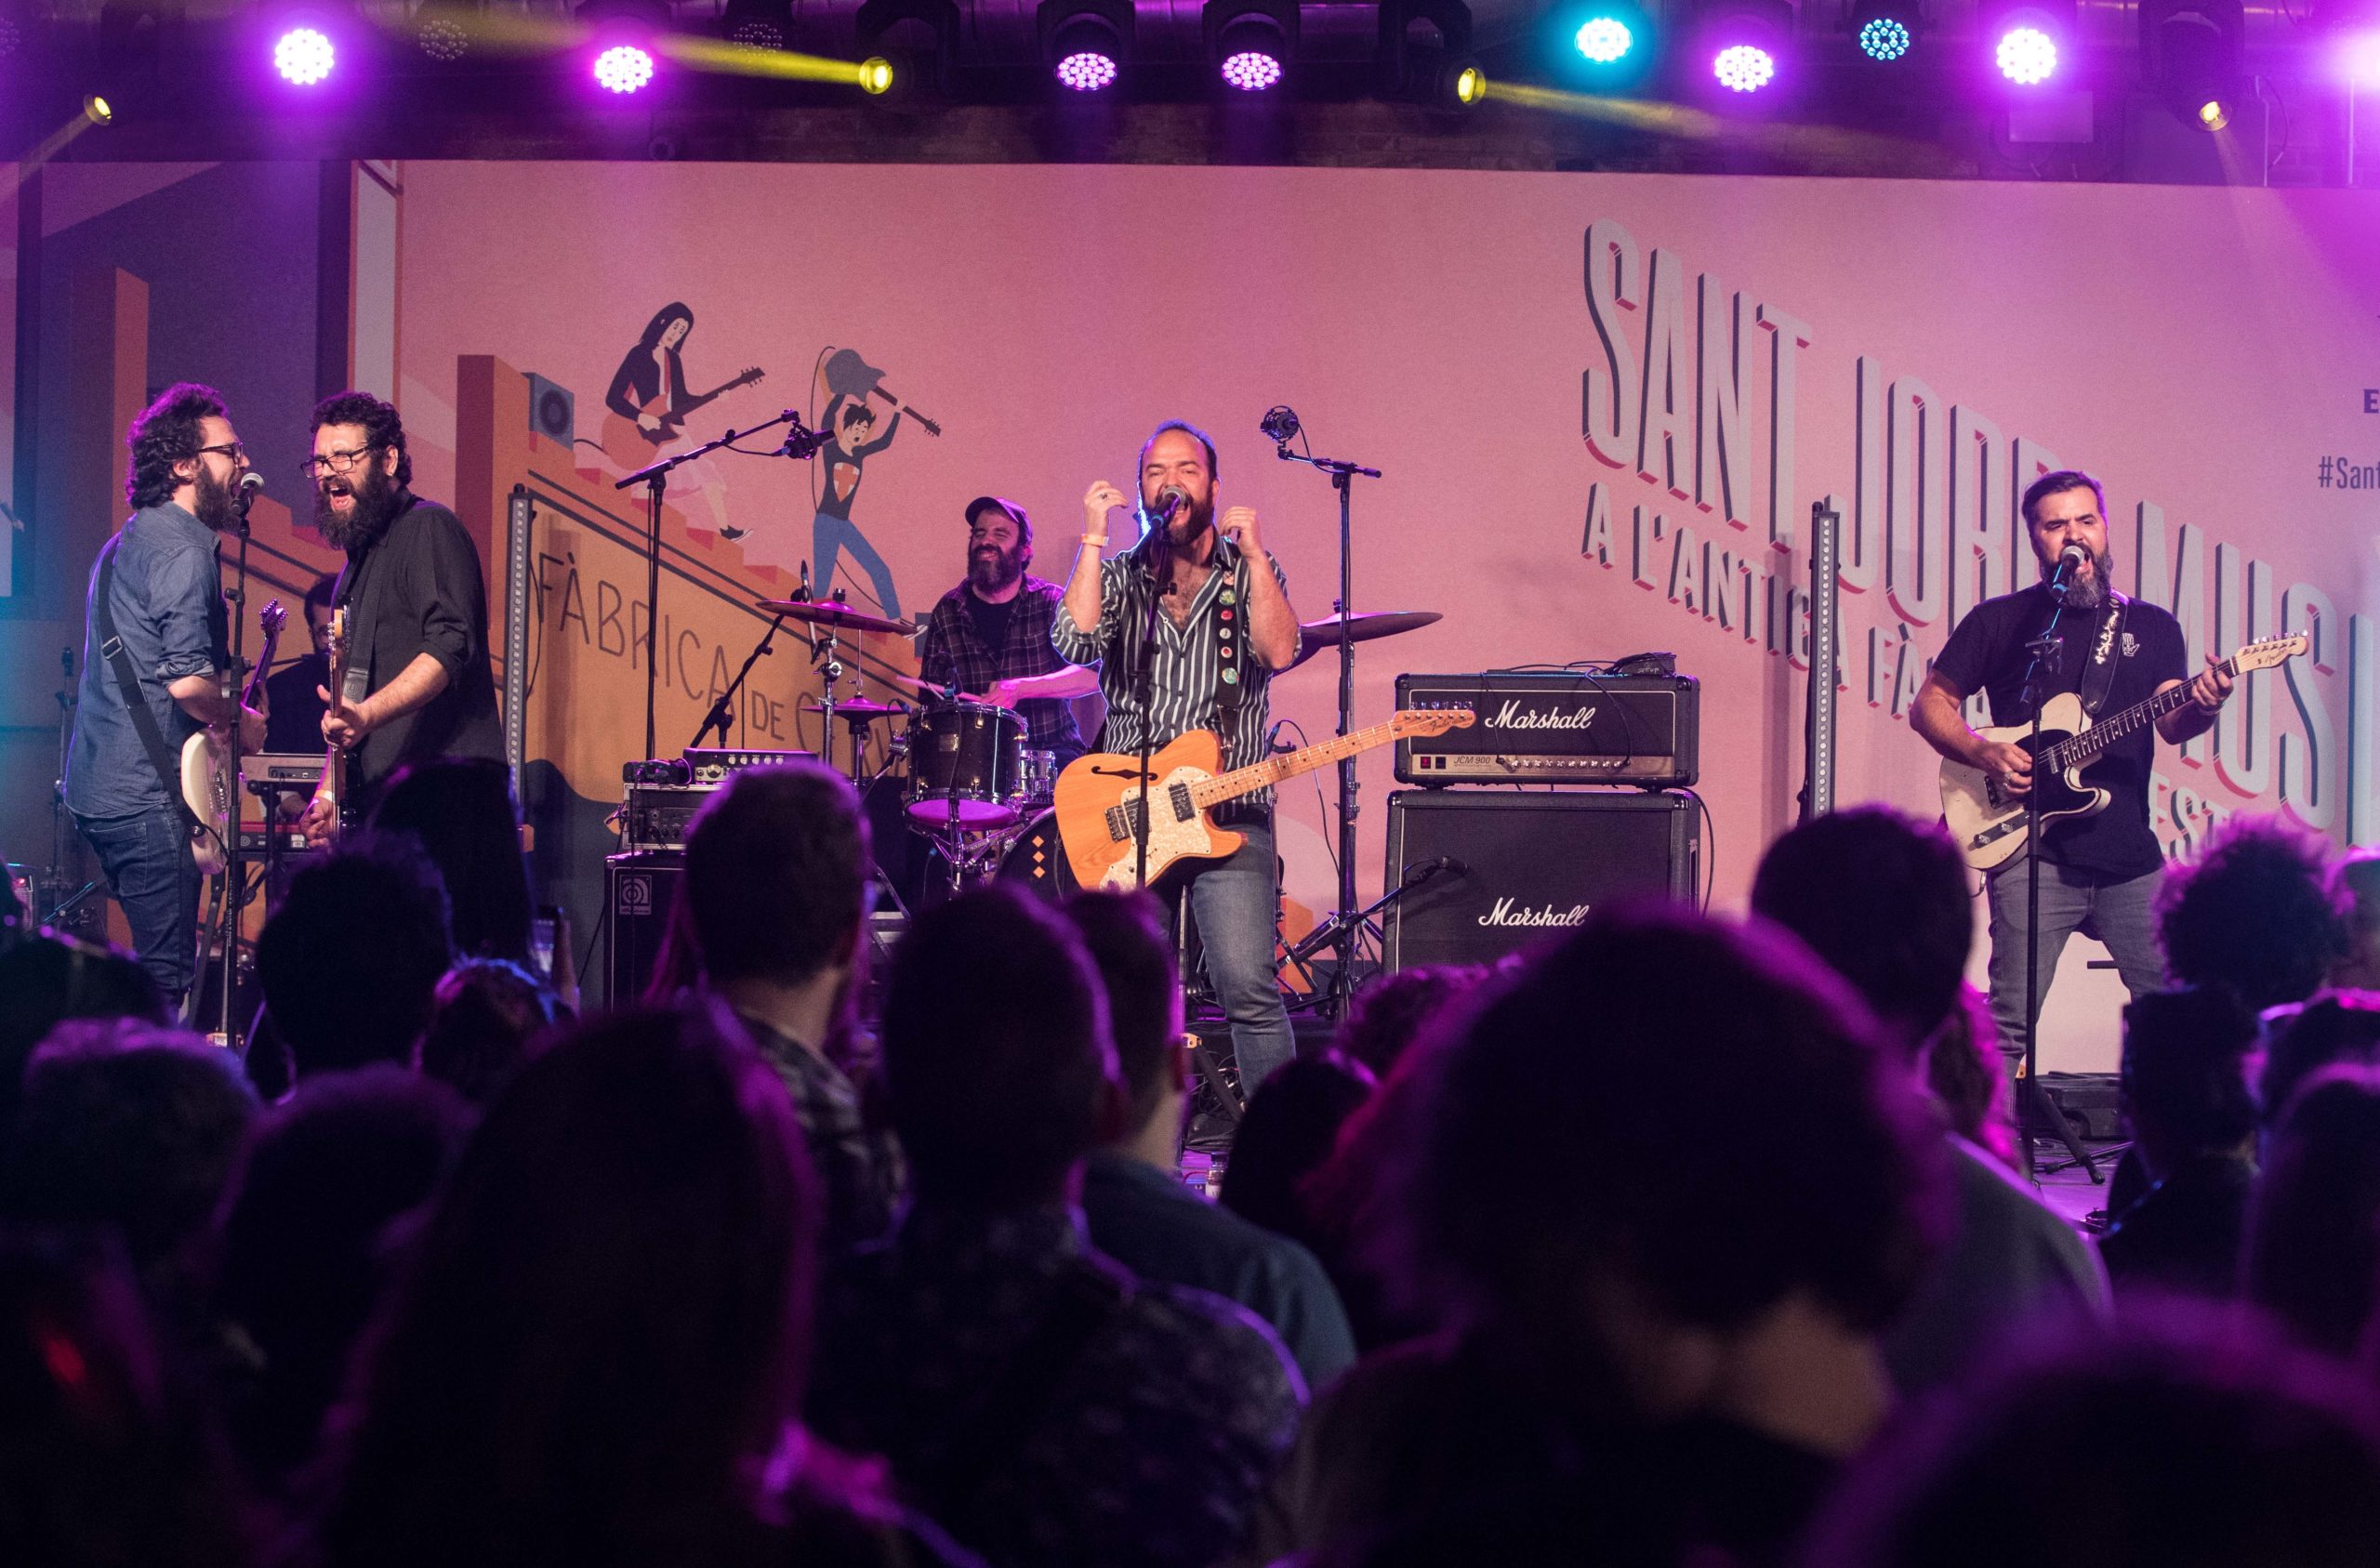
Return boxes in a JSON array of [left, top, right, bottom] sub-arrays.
[[1383, 790, 1699, 969], [1394, 671, 1699, 788]]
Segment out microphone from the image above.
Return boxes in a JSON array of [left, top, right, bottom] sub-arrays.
[[1260, 405, 1301, 449], [2048, 541, 2089, 589], [778, 412, 826, 461], [237, 471, 264, 518], [1147, 487, 1184, 529]]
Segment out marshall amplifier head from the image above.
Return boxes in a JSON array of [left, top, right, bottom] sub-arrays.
[[1384, 789, 1699, 970], [1394, 671, 1698, 788]]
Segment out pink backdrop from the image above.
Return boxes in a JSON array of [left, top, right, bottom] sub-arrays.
[[390, 162, 2380, 1043]]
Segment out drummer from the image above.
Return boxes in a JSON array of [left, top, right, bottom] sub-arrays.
[[915, 495, 1097, 771]]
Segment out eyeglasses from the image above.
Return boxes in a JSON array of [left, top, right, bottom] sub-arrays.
[[195, 441, 247, 465], [301, 445, 382, 479]]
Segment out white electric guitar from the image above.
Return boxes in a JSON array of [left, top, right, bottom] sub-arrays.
[[179, 600, 284, 876], [1939, 632, 2308, 872]]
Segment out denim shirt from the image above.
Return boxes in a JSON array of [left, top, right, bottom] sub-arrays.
[[65, 503, 229, 820]]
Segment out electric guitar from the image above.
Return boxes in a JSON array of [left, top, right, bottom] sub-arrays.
[[1938, 632, 2308, 872], [180, 600, 284, 876], [603, 365, 766, 452], [318, 606, 363, 842], [1053, 707, 1476, 891]]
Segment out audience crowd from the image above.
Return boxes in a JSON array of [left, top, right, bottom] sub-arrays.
[[7, 766, 2380, 1568]]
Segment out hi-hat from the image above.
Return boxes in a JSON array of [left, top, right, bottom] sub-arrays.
[[756, 597, 913, 636], [1285, 610, 1442, 672]]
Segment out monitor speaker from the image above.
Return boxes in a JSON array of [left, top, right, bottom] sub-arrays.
[[1383, 789, 1699, 969], [604, 851, 682, 1005]]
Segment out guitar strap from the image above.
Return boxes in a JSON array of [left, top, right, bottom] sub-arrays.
[[1211, 543, 1248, 750], [2077, 595, 2128, 718], [91, 535, 209, 842]]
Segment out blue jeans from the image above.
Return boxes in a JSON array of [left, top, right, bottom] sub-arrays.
[[1174, 819, 1296, 1093], [1985, 850, 2165, 1074], [74, 804, 201, 1005], [813, 511, 902, 622]]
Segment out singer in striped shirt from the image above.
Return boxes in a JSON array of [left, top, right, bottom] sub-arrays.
[[1055, 420, 1302, 1090]]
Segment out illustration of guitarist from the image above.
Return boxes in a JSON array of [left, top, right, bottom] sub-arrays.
[[602, 302, 762, 537]]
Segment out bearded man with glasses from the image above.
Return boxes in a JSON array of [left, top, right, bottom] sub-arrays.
[[298, 390, 502, 839]]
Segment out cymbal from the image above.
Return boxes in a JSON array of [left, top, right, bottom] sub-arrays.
[[1285, 610, 1443, 673], [756, 597, 913, 636], [800, 698, 905, 724]]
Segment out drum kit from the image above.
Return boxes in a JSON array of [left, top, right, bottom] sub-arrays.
[[755, 592, 1443, 910]]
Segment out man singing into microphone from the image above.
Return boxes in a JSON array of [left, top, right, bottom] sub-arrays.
[[298, 391, 502, 836], [1911, 469, 2232, 1070], [1057, 421, 1302, 1089]]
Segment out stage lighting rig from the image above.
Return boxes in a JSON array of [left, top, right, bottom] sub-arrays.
[[1378, 0, 1477, 104], [721, 0, 794, 51], [1693, 0, 1792, 95], [855, 0, 959, 100], [2140, 0, 2244, 129], [1039, 0, 1132, 93], [1206, 0, 1297, 92], [1849, 0, 1917, 61], [1980, 0, 2071, 84]]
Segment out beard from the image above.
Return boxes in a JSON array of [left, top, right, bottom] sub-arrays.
[[2043, 544, 2117, 609], [192, 467, 245, 534], [1157, 491, 1215, 547], [968, 542, 1025, 596], [314, 462, 403, 551]]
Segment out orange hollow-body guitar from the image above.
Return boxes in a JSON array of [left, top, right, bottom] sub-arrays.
[[1052, 707, 1474, 891]]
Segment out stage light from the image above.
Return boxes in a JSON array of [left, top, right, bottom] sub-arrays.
[[1574, 15, 1633, 61], [2197, 96, 2228, 127], [1208, 1, 1295, 92], [858, 54, 894, 92], [2345, 32, 2380, 88], [272, 25, 337, 85], [1995, 24, 2057, 83], [721, 0, 792, 50], [1222, 48, 1282, 88], [417, 15, 469, 59], [1044, 1, 1130, 90], [1858, 17, 1911, 59], [83, 95, 112, 125], [593, 42, 654, 91], [1712, 42, 1776, 90], [1455, 62, 1487, 101]]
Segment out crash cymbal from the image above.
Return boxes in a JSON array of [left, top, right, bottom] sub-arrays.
[[800, 698, 905, 724], [1285, 610, 1443, 672], [756, 597, 914, 636]]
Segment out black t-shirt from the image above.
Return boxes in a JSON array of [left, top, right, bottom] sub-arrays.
[[1932, 585, 2188, 883], [963, 589, 1017, 657], [262, 654, 329, 755]]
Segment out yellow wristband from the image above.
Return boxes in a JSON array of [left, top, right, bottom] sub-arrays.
[[1080, 535, 1108, 547]]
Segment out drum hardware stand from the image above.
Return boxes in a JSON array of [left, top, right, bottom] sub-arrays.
[[1264, 406, 1382, 1020], [1276, 855, 1458, 1004], [688, 611, 787, 752], [616, 407, 823, 763], [2014, 564, 2102, 1185]]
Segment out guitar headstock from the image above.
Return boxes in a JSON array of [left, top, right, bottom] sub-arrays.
[[259, 599, 287, 639], [2233, 633, 2309, 674], [1392, 705, 1476, 738], [326, 607, 349, 672], [734, 366, 765, 389]]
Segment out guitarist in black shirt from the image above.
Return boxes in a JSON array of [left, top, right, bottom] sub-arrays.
[[298, 392, 503, 840], [1911, 469, 2233, 1069]]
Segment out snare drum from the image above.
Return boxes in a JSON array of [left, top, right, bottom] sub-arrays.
[[906, 701, 1025, 830]]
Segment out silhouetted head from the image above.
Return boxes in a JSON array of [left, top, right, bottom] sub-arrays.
[[257, 836, 453, 1079], [2158, 816, 2349, 1012]]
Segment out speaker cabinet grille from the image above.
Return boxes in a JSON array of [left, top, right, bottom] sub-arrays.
[[1383, 790, 1699, 969]]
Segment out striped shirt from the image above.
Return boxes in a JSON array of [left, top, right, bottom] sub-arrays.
[[1051, 535, 1288, 810]]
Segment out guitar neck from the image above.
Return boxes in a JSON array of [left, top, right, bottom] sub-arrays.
[[1190, 718, 1406, 808], [2044, 656, 2236, 770], [239, 635, 279, 709]]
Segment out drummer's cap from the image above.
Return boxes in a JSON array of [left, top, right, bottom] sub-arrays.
[[964, 495, 1032, 547]]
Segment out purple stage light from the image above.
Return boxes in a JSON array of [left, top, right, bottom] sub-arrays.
[[1995, 24, 2057, 85], [594, 43, 655, 93], [2349, 32, 2380, 89], [1221, 49, 1282, 90], [1056, 49, 1118, 90], [1712, 43, 1776, 91], [273, 26, 337, 86]]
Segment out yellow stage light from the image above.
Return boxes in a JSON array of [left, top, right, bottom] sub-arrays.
[[2197, 98, 2228, 129], [83, 95, 112, 125], [858, 55, 893, 93], [1454, 65, 1486, 105]]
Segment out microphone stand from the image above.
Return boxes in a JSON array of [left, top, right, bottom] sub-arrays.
[[1273, 438, 1382, 1021], [216, 503, 255, 1048], [1132, 523, 1170, 892], [615, 408, 821, 762], [2014, 557, 2101, 1183], [687, 612, 787, 751]]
